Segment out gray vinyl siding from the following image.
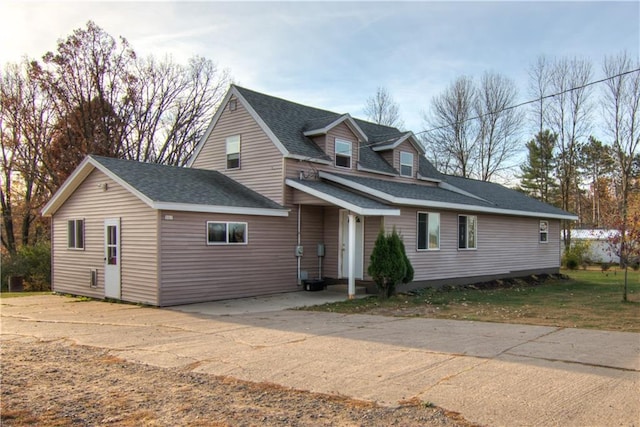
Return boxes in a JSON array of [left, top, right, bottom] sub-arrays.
[[393, 140, 419, 181], [363, 216, 383, 281], [298, 205, 324, 280], [385, 208, 561, 282], [51, 169, 159, 305], [327, 122, 360, 168], [191, 95, 285, 205], [322, 207, 341, 278], [158, 211, 298, 306]]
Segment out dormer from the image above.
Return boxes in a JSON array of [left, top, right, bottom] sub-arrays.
[[370, 131, 425, 179]]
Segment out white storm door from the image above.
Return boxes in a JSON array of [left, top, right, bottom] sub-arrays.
[[340, 210, 364, 279], [104, 218, 121, 299]]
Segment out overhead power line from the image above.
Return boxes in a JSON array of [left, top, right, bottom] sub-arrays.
[[413, 67, 640, 138]]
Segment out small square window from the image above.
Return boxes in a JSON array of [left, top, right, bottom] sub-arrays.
[[400, 151, 413, 177], [335, 139, 352, 168], [226, 135, 240, 169], [539, 220, 549, 243], [67, 219, 85, 250]]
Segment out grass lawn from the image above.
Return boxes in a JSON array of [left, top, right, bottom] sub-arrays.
[[305, 268, 640, 332], [0, 291, 52, 298]]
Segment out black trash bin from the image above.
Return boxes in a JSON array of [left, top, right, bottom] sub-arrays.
[[303, 279, 325, 291]]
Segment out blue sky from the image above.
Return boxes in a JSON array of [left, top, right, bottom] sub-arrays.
[[1, 1, 639, 136]]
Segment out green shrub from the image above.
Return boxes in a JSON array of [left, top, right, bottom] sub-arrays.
[[562, 240, 590, 270], [564, 254, 579, 270], [368, 227, 413, 299], [1, 242, 51, 291]]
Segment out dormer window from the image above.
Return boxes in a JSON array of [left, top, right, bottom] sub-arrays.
[[226, 135, 240, 169], [335, 139, 352, 168], [400, 151, 413, 177]]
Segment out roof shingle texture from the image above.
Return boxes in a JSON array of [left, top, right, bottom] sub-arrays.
[[288, 179, 396, 211], [235, 86, 408, 174], [91, 155, 285, 210]]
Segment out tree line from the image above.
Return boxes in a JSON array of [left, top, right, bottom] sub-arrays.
[[2, 20, 638, 266], [1, 21, 231, 255], [365, 56, 639, 237]]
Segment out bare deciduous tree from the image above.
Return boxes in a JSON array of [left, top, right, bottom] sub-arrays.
[[0, 21, 232, 253], [422, 76, 478, 178], [528, 55, 552, 134], [544, 57, 594, 246], [475, 71, 524, 181], [423, 73, 522, 181], [1, 61, 53, 252], [602, 51, 640, 301], [364, 87, 404, 129], [128, 56, 230, 166]]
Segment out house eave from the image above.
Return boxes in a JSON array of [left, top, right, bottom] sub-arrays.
[[155, 202, 290, 217], [371, 132, 425, 155], [285, 178, 400, 216], [356, 163, 398, 177], [303, 113, 368, 142], [41, 157, 96, 216], [286, 154, 332, 165], [416, 173, 442, 183], [188, 85, 292, 167], [319, 171, 578, 221]]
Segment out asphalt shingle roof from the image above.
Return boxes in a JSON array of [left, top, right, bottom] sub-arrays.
[[91, 155, 285, 210], [442, 175, 573, 217], [288, 179, 396, 211], [235, 86, 414, 174], [328, 173, 495, 208]]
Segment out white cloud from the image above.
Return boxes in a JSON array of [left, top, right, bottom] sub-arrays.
[[1, 0, 637, 138]]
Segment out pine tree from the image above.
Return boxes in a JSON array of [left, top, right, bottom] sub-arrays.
[[519, 130, 558, 204], [368, 227, 412, 299]]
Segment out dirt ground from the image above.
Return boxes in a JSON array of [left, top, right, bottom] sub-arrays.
[[1, 339, 475, 427]]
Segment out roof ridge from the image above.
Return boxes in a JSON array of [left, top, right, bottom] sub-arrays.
[[233, 85, 403, 134], [233, 85, 340, 118]]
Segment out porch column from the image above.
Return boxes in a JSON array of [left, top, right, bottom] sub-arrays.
[[348, 212, 356, 299]]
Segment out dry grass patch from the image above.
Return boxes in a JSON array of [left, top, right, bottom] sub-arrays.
[[305, 269, 640, 332]]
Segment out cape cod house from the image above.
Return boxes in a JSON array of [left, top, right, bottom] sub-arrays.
[[42, 85, 577, 306]]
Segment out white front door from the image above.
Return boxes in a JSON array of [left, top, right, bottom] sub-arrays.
[[104, 218, 121, 299], [340, 210, 364, 279]]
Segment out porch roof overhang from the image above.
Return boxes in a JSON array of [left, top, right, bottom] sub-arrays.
[[285, 178, 400, 216]]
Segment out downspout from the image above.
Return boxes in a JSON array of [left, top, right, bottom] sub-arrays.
[[297, 204, 302, 285], [348, 212, 356, 299]]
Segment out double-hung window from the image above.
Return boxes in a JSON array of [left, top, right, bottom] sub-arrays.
[[458, 215, 477, 249], [539, 220, 549, 243], [226, 135, 240, 169], [335, 139, 352, 168], [400, 151, 414, 177], [67, 219, 85, 250], [207, 221, 248, 245], [417, 212, 440, 250]]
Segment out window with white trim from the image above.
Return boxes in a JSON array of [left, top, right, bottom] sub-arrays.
[[207, 221, 248, 244], [417, 212, 440, 250], [539, 220, 549, 243], [458, 215, 477, 249], [400, 151, 414, 177], [226, 135, 240, 169], [67, 219, 85, 249], [335, 139, 352, 168]]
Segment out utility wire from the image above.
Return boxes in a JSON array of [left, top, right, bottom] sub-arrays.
[[414, 67, 640, 138], [362, 68, 640, 148]]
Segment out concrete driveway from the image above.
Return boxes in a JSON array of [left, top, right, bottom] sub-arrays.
[[1, 293, 639, 426]]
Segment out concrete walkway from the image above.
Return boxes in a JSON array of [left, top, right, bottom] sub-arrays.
[[1, 294, 639, 426]]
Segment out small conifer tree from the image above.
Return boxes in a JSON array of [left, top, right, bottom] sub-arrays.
[[368, 227, 413, 298]]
